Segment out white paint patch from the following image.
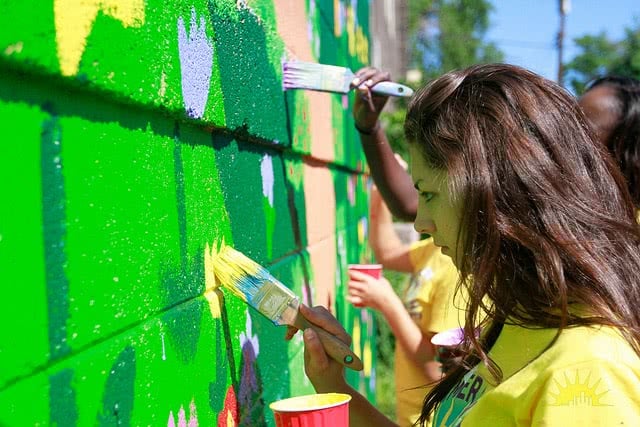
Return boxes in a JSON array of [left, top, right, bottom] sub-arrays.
[[239, 308, 260, 356], [161, 332, 166, 361], [261, 154, 274, 207]]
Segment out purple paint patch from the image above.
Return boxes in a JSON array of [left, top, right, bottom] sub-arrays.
[[347, 175, 356, 205], [352, 0, 358, 26], [338, 1, 346, 33], [178, 8, 213, 119]]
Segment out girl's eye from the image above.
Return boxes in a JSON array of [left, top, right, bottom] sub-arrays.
[[422, 192, 435, 202]]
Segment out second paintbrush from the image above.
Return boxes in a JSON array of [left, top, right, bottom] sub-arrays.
[[212, 245, 363, 371]]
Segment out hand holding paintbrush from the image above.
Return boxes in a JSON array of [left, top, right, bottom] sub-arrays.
[[282, 60, 413, 98], [212, 245, 363, 371]]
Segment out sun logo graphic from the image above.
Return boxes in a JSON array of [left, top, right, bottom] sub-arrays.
[[548, 369, 611, 407]]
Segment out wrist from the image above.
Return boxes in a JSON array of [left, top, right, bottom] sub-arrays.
[[379, 292, 403, 317], [354, 121, 380, 135], [311, 373, 349, 393]]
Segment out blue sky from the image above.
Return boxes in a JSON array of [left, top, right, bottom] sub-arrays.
[[488, 0, 640, 84]]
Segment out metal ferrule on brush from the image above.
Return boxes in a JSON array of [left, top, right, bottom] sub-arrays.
[[249, 279, 299, 325]]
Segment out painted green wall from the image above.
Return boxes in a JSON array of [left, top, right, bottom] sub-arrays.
[[0, 0, 377, 425]]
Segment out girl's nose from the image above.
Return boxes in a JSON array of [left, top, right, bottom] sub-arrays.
[[414, 216, 436, 235]]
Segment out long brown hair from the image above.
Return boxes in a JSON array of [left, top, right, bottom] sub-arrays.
[[404, 64, 640, 423]]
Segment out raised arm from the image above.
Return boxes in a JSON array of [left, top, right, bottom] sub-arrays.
[[368, 184, 414, 272], [351, 67, 418, 221]]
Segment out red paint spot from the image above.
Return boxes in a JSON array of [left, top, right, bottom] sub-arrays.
[[217, 386, 239, 426]]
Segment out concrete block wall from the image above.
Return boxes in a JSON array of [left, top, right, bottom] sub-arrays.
[[0, 0, 378, 425]]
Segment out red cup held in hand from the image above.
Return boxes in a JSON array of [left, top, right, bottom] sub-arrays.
[[270, 393, 352, 427], [348, 264, 383, 307], [347, 263, 383, 279]]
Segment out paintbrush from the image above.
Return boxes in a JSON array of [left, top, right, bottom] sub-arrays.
[[282, 60, 414, 97], [213, 245, 363, 371]]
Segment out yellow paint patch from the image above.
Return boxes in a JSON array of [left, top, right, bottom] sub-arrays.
[[362, 340, 372, 376], [333, 0, 341, 36], [54, 0, 145, 76], [226, 411, 236, 427], [204, 289, 222, 319], [346, 6, 368, 63], [357, 217, 365, 245], [4, 41, 23, 56], [204, 243, 221, 318], [352, 316, 361, 359]]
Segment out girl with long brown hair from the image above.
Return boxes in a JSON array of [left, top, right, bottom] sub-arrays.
[[294, 63, 640, 426]]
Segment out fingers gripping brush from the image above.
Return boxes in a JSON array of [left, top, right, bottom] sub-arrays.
[[213, 245, 363, 371], [282, 60, 414, 97]]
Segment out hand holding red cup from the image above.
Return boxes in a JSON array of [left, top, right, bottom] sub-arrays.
[[347, 264, 384, 308]]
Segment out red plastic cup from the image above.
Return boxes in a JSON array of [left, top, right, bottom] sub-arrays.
[[348, 264, 383, 308], [347, 264, 383, 280], [269, 393, 352, 427]]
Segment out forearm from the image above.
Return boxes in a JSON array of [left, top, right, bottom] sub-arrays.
[[379, 293, 436, 365], [369, 194, 414, 272], [359, 127, 418, 221]]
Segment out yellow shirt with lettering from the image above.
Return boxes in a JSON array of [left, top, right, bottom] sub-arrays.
[[395, 238, 465, 427], [432, 323, 640, 426]]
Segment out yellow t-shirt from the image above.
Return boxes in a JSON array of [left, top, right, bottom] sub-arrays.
[[395, 238, 465, 427], [432, 323, 640, 426]]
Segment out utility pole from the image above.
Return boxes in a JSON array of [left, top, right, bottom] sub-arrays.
[[557, 0, 570, 85]]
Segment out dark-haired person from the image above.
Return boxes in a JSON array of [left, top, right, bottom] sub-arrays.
[[579, 75, 640, 208], [291, 64, 640, 426]]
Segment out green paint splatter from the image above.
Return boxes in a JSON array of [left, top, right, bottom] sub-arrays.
[[97, 346, 136, 426], [263, 196, 275, 259], [41, 112, 71, 360], [49, 370, 77, 426]]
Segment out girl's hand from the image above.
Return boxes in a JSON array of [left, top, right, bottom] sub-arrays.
[[347, 269, 395, 310], [297, 305, 350, 391], [351, 67, 392, 132]]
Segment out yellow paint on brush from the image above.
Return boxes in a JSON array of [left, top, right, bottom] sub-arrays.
[[54, 0, 145, 76], [211, 244, 262, 302]]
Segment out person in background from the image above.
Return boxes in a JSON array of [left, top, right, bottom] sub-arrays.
[[578, 75, 640, 208], [348, 68, 468, 426], [292, 63, 640, 426], [347, 181, 463, 427]]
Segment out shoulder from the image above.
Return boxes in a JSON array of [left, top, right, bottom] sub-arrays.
[[519, 326, 640, 396], [527, 332, 640, 424], [483, 326, 640, 424], [547, 326, 638, 367]]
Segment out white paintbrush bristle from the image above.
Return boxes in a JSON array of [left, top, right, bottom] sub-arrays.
[[282, 61, 353, 94]]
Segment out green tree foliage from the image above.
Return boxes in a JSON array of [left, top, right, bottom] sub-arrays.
[[565, 19, 640, 94], [382, 0, 502, 160], [409, 0, 503, 81]]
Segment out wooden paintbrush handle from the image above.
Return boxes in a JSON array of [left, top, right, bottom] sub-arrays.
[[295, 312, 364, 371]]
